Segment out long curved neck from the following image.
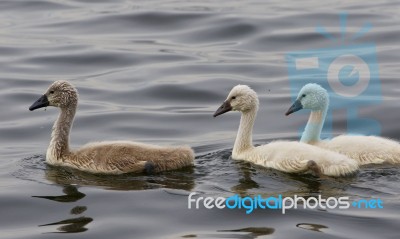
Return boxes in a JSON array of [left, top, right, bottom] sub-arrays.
[[301, 105, 327, 143], [233, 108, 257, 154], [48, 105, 76, 160]]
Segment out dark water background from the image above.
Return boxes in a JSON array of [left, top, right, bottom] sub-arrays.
[[1, 0, 399, 238]]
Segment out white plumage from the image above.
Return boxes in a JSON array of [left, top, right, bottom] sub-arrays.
[[214, 85, 359, 176], [286, 83, 400, 165]]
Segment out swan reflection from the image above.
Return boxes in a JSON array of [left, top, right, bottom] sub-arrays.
[[33, 185, 92, 233], [44, 164, 195, 191], [181, 227, 275, 238], [296, 223, 329, 232]]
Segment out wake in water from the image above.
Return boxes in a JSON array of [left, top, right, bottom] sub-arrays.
[[13, 144, 400, 200], [13, 154, 195, 191]]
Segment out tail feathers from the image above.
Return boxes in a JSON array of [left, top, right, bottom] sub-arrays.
[[307, 160, 322, 177], [388, 146, 400, 164], [319, 158, 359, 177], [328, 136, 400, 165], [352, 149, 400, 165], [308, 151, 359, 177], [147, 146, 194, 173]]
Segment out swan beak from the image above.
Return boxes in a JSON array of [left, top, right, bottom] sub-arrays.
[[285, 99, 303, 116], [29, 95, 49, 111], [213, 101, 232, 117]]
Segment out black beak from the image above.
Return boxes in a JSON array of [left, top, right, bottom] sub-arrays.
[[285, 99, 303, 116], [29, 95, 49, 111], [213, 101, 232, 117]]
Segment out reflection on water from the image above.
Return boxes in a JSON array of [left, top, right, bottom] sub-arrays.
[[32, 185, 85, 202], [231, 161, 261, 195], [2, 0, 400, 238], [218, 227, 275, 238], [211, 149, 356, 198], [70, 206, 88, 215], [34, 185, 93, 233], [181, 227, 275, 239], [230, 158, 341, 198], [16, 155, 195, 191], [44, 163, 196, 191], [39, 216, 93, 233], [296, 223, 328, 233]]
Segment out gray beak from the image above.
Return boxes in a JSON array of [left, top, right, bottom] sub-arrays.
[[213, 101, 232, 117], [29, 95, 49, 111], [285, 99, 303, 116]]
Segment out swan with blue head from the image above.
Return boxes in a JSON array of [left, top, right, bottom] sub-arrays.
[[286, 83, 400, 165]]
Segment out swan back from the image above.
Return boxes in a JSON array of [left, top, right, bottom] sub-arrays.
[[242, 141, 358, 176], [317, 135, 400, 165], [72, 141, 194, 174]]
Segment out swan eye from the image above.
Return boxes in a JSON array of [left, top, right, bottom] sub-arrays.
[[231, 96, 236, 100], [302, 94, 306, 98]]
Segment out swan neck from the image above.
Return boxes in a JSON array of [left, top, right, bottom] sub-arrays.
[[234, 109, 256, 154], [301, 107, 327, 143], [48, 105, 76, 160]]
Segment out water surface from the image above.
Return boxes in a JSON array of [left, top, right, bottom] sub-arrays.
[[1, 0, 400, 238]]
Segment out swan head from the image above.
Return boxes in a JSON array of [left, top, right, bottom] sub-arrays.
[[285, 83, 329, 116], [214, 85, 259, 117], [29, 80, 79, 111]]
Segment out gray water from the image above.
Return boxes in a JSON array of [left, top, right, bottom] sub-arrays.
[[1, 0, 400, 238]]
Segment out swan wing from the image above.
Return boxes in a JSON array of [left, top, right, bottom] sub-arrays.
[[68, 141, 194, 174], [318, 135, 400, 165], [247, 141, 358, 176]]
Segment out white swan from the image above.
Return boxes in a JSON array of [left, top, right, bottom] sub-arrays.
[[213, 85, 358, 176], [29, 80, 194, 174], [285, 83, 400, 165]]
